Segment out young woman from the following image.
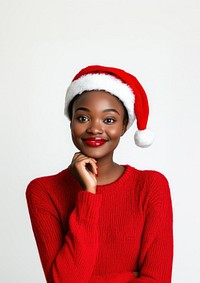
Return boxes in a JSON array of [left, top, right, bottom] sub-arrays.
[[26, 65, 173, 283]]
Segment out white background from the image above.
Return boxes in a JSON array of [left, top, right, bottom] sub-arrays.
[[0, 0, 200, 282]]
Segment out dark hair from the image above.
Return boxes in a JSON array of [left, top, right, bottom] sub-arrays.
[[68, 95, 80, 120], [67, 93, 129, 125]]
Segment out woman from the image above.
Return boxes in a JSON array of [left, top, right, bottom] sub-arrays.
[[26, 65, 173, 283]]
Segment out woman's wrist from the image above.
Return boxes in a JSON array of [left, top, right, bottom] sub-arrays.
[[85, 186, 96, 194]]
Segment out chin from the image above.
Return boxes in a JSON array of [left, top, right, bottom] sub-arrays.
[[76, 146, 110, 160], [82, 150, 106, 159]]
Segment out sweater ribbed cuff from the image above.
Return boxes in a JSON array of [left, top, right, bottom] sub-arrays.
[[76, 191, 102, 223]]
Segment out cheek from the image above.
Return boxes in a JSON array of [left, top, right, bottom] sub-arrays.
[[70, 124, 83, 149], [109, 126, 124, 139], [70, 122, 83, 136], [70, 127, 81, 145]]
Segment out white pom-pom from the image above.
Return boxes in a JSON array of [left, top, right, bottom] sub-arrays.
[[134, 129, 154, 148]]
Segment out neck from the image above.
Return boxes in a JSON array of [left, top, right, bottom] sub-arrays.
[[96, 152, 115, 172], [96, 155, 124, 185]]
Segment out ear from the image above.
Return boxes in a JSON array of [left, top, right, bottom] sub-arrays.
[[121, 123, 127, 136]]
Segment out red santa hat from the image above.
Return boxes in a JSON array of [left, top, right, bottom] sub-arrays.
[[64, 65, 154, 148]]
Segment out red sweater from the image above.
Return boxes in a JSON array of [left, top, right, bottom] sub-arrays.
[[26, 165, 173, 283]]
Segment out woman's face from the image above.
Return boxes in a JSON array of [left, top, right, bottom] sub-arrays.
[[70, 90, 127, 160]]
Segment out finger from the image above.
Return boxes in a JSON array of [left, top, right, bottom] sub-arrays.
[[73, 153, 97, 165], [84, 159, 98, 176], [71, 153, 97, 177], [72, 152, 82, 161]]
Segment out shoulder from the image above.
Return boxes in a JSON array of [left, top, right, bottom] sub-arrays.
[[137, 169, 172, 214], [26, 168, 81, 215], [140, 169, 169, 188], [127, 165, 169, 187], [127, 165, 171, 204], [26, 168, 79, 202], [132, 166, 169, 190], [124, 167, 172, 221], [26, 169, 67, 192]]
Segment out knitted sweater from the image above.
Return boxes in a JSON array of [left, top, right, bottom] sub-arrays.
[[26, 165, 173, 283]]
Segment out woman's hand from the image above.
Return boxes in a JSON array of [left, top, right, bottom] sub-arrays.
[[68, 152, 98, 194]]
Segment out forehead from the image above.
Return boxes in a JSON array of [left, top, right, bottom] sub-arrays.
[[73, 90, 125, 111]]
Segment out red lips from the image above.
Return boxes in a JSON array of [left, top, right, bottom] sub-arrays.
[[83, 137, 107, 147]]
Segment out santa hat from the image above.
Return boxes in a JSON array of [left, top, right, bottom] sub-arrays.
[[64, 65, 154, 148]]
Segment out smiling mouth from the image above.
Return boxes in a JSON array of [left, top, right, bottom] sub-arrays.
[[82, 137, 108, 147]]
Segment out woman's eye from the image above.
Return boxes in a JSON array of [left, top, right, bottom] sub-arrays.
[[77, 116, 89, 123], [104, 118, 116, 124]]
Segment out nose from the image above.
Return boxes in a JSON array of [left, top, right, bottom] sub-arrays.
[[86, 120, 103, 135]]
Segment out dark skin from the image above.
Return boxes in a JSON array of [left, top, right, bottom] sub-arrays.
[[68, 90, 139, 278]]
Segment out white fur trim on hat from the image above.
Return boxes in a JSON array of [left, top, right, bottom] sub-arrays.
[[65, 73, 135, 129]]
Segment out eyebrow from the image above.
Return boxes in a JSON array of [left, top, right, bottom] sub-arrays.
[[103, 109, 120, 115], [75, 107, 120, 115], [75, 107, 90, 113]]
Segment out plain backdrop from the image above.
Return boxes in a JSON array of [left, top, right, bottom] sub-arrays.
[[0, 0, 200, 282]]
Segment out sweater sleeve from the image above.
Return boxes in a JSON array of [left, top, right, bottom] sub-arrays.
[[89, 172, 173, 283], [26, 180, 102, 283], [135, 172, 173, 283]]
